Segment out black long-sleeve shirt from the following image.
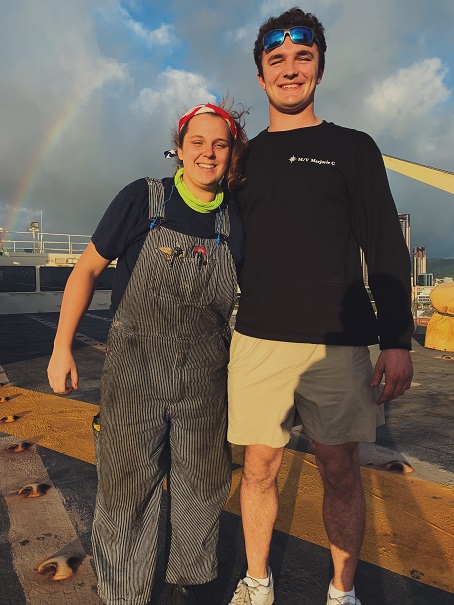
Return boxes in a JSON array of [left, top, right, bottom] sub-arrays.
[[235, 121, 413, 349]]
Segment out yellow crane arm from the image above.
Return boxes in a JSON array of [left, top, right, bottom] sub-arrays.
[[382, 154, 454, 195]]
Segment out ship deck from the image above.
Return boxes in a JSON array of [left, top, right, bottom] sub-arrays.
[[0, 311, 453, 605]]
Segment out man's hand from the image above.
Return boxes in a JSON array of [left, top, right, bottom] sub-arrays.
[[370, 349, 413, 405]]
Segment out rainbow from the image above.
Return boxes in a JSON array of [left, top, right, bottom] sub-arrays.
[[4, 68, 124, 233]]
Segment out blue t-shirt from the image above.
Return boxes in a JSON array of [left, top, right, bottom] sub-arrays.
[[92, 177, 243, 313]]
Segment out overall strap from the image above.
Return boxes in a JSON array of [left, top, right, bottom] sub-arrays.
[[145, 178, 165, 221], [218, 204, 231, 238]]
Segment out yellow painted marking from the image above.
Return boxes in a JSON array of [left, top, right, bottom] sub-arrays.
[[2, 386, 454, 593], [0, 386, 97, 464], [228, 446, 454, 593]]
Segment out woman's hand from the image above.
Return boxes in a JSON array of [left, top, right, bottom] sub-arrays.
[[46, 242, 111, 395], [47, 348, 79, 395]]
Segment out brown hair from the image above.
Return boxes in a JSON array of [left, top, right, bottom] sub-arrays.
[[172, 99, 249, 191], [254, 7, 327, 78]]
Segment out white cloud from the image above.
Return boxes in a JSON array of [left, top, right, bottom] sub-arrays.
[[94, 3, 180, 51], [131, 68, 216, 120], [120, 7, 178, 48], [365, 58, 451, 132]]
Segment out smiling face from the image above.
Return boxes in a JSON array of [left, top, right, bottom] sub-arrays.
[[258, 35, 323, 125], [177, 113, 232, 202]]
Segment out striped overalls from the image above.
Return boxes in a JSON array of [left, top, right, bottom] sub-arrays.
[[92, 179, 237, 605]]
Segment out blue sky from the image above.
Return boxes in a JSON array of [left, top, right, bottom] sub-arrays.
[[1, 0, 453, 257]]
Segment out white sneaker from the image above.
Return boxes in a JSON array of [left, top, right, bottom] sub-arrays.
[[229, 571, 274, 605], [326, 582, 361, 605], [326, 597, 361, 605]]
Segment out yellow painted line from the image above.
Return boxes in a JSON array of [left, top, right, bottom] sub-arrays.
[[2, 386, 454, 594]]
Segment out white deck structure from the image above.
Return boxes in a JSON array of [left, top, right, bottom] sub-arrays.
[[0, 230, 114, 314]]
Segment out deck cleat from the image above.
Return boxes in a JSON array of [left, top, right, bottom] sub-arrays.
[[37, 555, 83, 581], [18, 482, 52, 498]]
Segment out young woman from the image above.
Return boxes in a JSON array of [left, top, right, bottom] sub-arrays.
[[47, 102, 247, 605]]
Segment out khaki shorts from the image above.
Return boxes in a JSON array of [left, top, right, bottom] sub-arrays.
[[227, 331, 384, 448]]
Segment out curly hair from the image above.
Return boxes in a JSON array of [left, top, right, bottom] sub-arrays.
[[254, 7, 327, 78], [172, 99, 249, 191]]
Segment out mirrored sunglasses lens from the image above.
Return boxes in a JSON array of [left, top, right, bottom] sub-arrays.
[[263, 30, 285, 51], [290, 27, 313, 45]]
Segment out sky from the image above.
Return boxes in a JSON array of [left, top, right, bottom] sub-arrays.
[[1, 0, 453, 257]]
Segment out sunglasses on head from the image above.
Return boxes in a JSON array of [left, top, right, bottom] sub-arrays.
[[262, 26, 318, 53]]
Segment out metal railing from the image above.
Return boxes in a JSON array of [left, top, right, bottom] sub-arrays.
[[0, 230, 91, 255]]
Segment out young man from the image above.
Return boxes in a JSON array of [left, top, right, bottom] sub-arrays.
[[227, 8, 414, 605]]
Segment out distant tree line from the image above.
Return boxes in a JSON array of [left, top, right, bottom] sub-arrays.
[[427, 258, 454, 279]]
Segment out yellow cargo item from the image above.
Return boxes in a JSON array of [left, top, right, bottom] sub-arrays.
[[425, 282, 454, 352]]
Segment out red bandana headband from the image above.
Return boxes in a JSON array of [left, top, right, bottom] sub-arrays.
[[178, 103, 238, 140]]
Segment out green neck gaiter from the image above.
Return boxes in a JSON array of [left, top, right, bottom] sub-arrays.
[[174, 167, 224, 213]]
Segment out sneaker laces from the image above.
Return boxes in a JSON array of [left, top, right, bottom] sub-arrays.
[[231, 578, 264, 604], [329, 596, 361, 605]]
